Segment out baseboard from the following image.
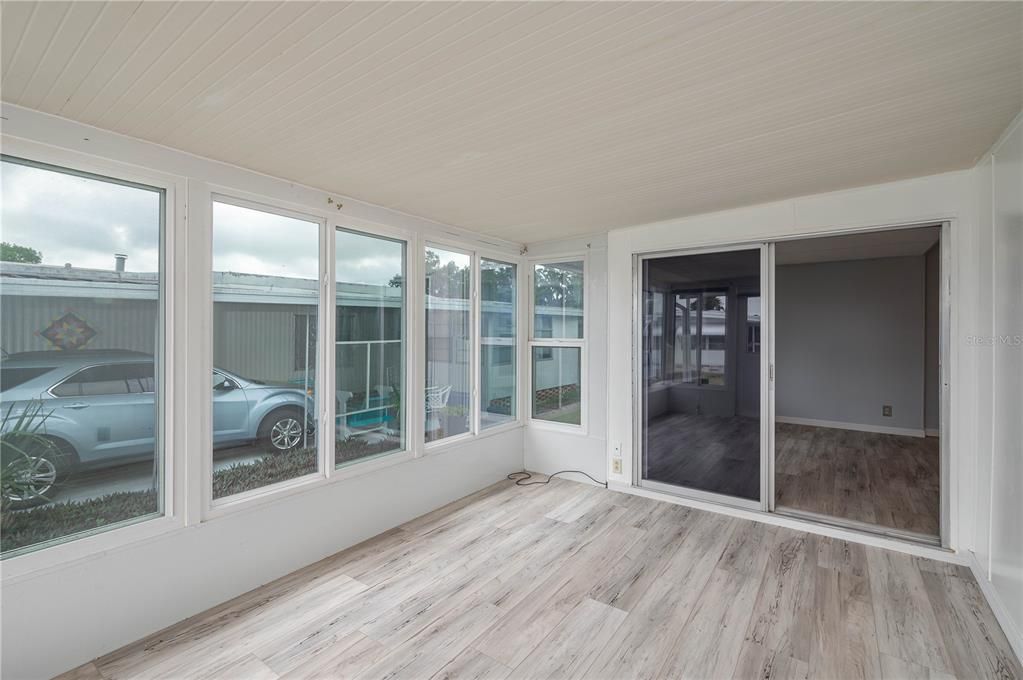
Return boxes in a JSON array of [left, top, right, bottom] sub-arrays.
[[966, 552, 1023, 667], [775, 416, 926, 438], [925, 428, 941, 437]]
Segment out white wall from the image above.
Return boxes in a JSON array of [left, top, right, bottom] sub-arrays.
[[972, 111, 1023, 657], [523, 236, 608, 484], [0, 104, 526, 680], [775, 256, 927, 434]]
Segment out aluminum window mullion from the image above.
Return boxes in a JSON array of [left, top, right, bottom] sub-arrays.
[[321, 221, 335, 479]]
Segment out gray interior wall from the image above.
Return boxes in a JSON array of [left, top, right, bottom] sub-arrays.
[[924, 244, 941, 432], [776, 256, 926, 432]]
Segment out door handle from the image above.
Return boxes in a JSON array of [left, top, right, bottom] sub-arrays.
[[63, 402, 90, 410]]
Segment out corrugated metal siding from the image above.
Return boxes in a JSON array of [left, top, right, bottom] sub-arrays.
[[213, 302, 313, 384], [1, 295, 158, 355]]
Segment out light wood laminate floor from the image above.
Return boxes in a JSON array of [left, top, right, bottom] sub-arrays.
[[775, 424, 940, 537], [60, 478, 1017, 680]]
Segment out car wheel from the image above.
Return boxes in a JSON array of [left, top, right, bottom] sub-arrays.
[[1, 437, 75, 509], [260, 409, 305, 452]]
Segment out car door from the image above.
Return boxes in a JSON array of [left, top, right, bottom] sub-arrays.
[[212, 371, 249, 446], [48, 363, 153, 464]]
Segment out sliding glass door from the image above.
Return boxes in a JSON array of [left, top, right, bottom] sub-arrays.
[[639, 247, 763, 507]]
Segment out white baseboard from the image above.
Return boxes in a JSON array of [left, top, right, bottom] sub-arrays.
[[966, 552, 1023, 666], [925, 428, 941, 437], [775, 416, 926, 438]]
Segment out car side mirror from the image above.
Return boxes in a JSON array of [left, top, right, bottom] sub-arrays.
[[214, 381, 235, 392]]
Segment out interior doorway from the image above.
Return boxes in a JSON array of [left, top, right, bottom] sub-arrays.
[[771, 224, 945, 542], [634, 223, 947, 544]]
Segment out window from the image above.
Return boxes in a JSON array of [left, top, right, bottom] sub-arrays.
[[746, 295, 761, 353], [533, 261, 584, 339], [644, 290, 665, 384], [0, 156, 164, 557], [211, 199, 320, 500], [481, 259, 517, 429], [336, 228, 406, 466], [530, 260, 584, 426], [673, 290, 727, 386], [425, 247, 471, 443]]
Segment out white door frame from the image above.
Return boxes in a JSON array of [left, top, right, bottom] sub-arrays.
[[632, 221, 951, 548], [633, 242, 768, 513]]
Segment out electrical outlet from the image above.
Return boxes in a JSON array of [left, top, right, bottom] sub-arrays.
[[882, 405, 893, 417], [612, 458, 622, 474]]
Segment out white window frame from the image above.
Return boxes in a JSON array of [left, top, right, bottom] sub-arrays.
[[528, 255, 588, 432], [332, 223, 415, 474], [422, 240, 525, 454], [422, 240, 477, 450], [204, 192, 329, 514], [478, 255, 521, 432], [0, 138, 185, 577]]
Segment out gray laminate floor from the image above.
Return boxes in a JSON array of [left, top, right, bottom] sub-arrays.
[[775, 423, 940, 536], [60, 477, 1018, 680], [644, 413, 761, 501]]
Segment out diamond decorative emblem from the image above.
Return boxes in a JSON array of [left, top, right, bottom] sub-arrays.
[[40, 312, 97, 351]]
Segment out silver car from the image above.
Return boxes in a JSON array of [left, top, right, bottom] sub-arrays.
[[1, 350, 314, 502]]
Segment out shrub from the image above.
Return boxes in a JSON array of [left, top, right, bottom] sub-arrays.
[[2, 435, 405, 552], [1, 489, 158, 553], [212, 447, 318, 499]]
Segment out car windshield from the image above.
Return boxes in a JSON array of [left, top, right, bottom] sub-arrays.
[[0, 366, 56, 392]]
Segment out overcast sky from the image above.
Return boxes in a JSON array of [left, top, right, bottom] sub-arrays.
[[2, 161, 403, 286], [1, 160, 161, 271]]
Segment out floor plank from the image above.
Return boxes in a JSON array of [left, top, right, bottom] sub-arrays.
[[54, 477, 1016, 680]]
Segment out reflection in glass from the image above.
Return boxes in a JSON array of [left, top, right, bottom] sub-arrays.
[[336, 229, 405, 466], [642, 249, 760, 502], [531, 347, 581, 425], [0, 156, 163, 556], [211, 200, 319, 499], [533, 261, 583, 339], [425, 247, 471, 442], [481, 259, 516, 429]]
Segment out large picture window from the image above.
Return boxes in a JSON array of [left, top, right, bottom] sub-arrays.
[[0, 156, 164, 557], [211, 199, 320, 500], [424, 247, 472, 443], [530, 260, 584, 426], [336, 229, 405, 465], [480, 259, 517, 429]]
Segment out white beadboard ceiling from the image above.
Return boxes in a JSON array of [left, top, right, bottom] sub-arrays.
[[1, 2, 1020, 243]]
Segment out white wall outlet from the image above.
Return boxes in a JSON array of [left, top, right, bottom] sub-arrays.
[[612, 458, 623, 474]]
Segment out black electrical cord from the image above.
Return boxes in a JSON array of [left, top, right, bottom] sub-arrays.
[[507, 470, 608, 488]]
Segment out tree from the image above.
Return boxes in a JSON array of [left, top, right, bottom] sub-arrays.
[[0, 242, 42, 264], [534, 264, 582, 307]]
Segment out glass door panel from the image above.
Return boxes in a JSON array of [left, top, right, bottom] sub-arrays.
[[641, 249, 761, 503]]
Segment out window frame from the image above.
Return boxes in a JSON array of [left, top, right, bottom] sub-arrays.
[[422, 240, 477, 449], [333, 225, 412, 470], [205, 193, 327, 509], [478, 256, 519, 431], [670, 287, 732, 391], [528, 255, 588, 432], [0, 139, 183, 575], [421, 239, 525, 453]]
